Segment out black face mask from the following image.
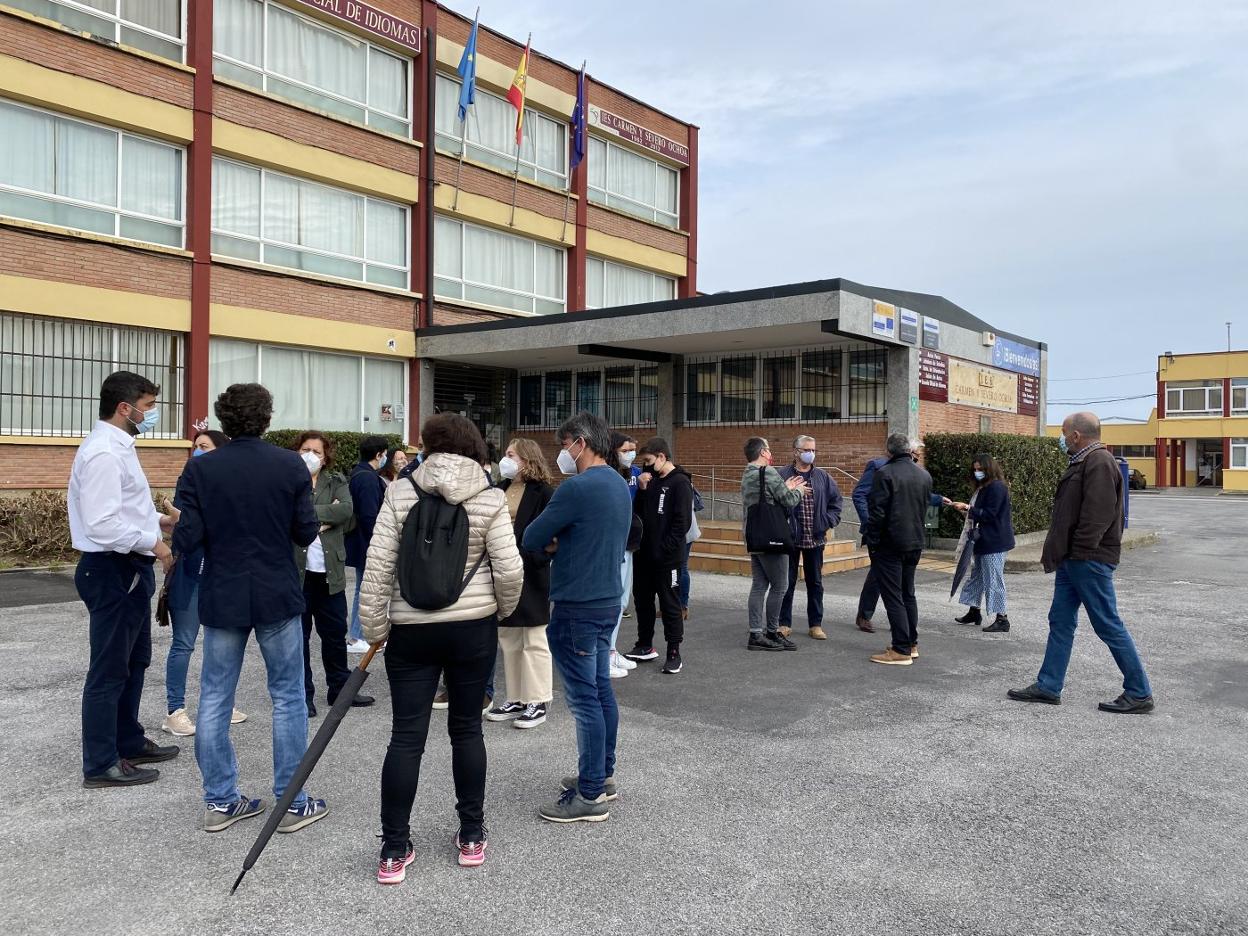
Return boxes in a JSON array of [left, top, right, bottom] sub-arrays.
[[640, 462, 657, 474]]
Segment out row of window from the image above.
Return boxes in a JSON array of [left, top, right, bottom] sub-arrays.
[[1165, 379, 1248, 415], [1109, 445, 1157, 459], [19, 0, 685, 231], [517, 367, 658, 429]]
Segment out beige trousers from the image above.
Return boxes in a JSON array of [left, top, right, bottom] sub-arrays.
[[497, 625, 553, 704]]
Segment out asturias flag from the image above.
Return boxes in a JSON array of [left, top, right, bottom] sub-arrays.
[[569, 63, 587, 172], [456, 11, 479, 122], [507, 37, 530, 146]]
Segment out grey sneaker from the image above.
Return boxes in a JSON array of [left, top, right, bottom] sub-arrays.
[[540, 788, 610, 823], [560, 774, 617, 801], [277, 797, 329, 833], [204, 795, 266, 832]]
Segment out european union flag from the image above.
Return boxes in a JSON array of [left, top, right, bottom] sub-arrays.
[[570, 63, 587, 171], [456, 12, 479, 123]]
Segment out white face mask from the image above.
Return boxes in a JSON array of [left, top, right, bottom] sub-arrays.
[[557, 440, 584, 476], [619, 450, 637, 468], [301, 451, 322, 474], [499, 456, 520, 480]]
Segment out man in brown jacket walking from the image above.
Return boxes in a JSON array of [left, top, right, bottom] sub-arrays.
[[1008, 412, 1154, 713]]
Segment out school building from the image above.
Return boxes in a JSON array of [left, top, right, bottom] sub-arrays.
[[0, 0, 696, 489]]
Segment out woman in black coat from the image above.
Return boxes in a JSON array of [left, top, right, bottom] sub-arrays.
[[952, 453, 1016, 633], [484, 438, 556, 730]]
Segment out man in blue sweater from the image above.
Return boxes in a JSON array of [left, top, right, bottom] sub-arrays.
[[523, 411, 632, 824]]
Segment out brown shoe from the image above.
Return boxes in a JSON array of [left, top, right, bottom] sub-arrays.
[[855, 615, 874, 633], [809, 626, 828, 640], [777, 626, 792, 638], [910, 643, 919, 659], [870, 647, 913, 666]]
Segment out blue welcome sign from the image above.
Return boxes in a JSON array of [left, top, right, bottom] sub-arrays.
[[992, 337, 1041, 377]]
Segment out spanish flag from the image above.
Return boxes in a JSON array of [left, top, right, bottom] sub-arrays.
[[506, 35, 530, 146]]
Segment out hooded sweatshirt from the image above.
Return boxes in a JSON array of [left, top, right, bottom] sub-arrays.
[[634, 466, 693, 567]]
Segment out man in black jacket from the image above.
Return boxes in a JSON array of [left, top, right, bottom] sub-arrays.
[[345, 435, 388, 653], [625, 438, 693, 674], [866, 434, 932, 666], [172, 383, 329, 833]]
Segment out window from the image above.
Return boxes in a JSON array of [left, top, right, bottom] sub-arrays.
[[720, 357, 757, 422], [761, 356, 796, 420], [1111, 445, 1157, 459], [434, 215, 564, 315], [208, 338, 406, 433], [638, 366, 657, 425], [0, 312, 183, 437], [800, 350, 841, 420], [0, 100, 184, 248], [576, 370, 602, 416], [517, 375, 543, 427], [585, 257, 676, 309], [685, 361, 718, 422], [211, 158, 408, 288], [588, 136, 678, 228], [518, 365, 655, 429], [849, 349, 887, 417], [1232, 378, 1247, 413], [1232, 438, 1247, 470], [544, 371, 572, 427], [1165, 380, 1222, 415], [214, 0, 410, 135], [605, 366, 636, 427], [9, 0, 183, 61], [435, 75, 567, 189]]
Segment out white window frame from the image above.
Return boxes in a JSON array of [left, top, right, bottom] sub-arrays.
[[433, 215, 565, 316], [8, 0, 186, 61], [212, 0, 412, 135], [587, 134, 680, 229], [210, 156, 410, 288], [1231, 378, 1247, 414], [515, 365, 657, 429], [0, 99, 186, 249], [434, 74, 568, 190], [1230, 438, 1248, 470], [585, 256, 676, 309], [1165, 380, 1223, 416]]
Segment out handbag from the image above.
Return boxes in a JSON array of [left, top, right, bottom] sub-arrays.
[[744, 466, 794, 553], [155, 557, 174, 627]]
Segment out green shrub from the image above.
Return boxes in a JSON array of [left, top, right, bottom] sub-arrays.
[[262, 430, 406, 476], [923, 433, 1067, 537], [0, 491, 75, 565]]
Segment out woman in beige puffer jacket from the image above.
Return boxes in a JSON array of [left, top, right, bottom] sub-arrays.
[[359, 415, 523, 876]]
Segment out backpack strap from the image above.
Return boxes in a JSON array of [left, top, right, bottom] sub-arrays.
[[460, 549, 486, 593]]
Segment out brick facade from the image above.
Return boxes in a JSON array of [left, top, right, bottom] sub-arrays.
[[674, 423, 889, 480], [0, 444, 187, 491], [435, 155, 570, 219], [211, 265, 415, 331], [586, 205, 688, 254], [0, 226, 191, 301], [429, 302, 507, 326], [919, 401, 1040, 438]]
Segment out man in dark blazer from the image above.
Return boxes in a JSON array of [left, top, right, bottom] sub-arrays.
[[345, 435, 389, 652], [172, 383, 330, 835]]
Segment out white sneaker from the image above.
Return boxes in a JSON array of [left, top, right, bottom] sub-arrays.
[[609, 663, 629, 679], [611, 651, 637, 671], [162, 708, 195, 736], [230, 708, 248, 725], [346, 639, 371, 654]]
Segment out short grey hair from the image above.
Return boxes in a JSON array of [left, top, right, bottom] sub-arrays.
[[1067, 411, 1101, 439], [557, 410, 613, 458], [886, 433, 912, 457], [793, 435, 815, 450]]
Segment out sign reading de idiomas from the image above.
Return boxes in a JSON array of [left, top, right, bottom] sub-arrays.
[[296, 0, 421, 53], [588, 105, 689, 165]]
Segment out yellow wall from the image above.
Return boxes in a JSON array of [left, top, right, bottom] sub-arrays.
[[0, 273, 191, 330], [1226, 470, 1248, 493], [435, 38, 575, 117], [210, 303, 414, 358], [1046, 413, 1159, 485], [1158, 350, 1248, 381]]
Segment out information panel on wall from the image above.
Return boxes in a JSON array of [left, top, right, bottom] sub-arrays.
[[1017, 374, 1040, 415], [919, 350, 949, 402]]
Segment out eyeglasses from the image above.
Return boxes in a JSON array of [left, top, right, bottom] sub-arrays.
[[798, 448, 817, 454]]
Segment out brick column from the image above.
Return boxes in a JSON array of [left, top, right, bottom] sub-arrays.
[[678, 126, 698, 298]]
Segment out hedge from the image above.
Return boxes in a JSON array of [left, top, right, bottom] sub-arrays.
[[922, 432, 1067, 538], [262, 430, 406, 476], [0, 491, 76, 566]]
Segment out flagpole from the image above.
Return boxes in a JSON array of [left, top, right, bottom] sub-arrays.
[[509, 140, 522, 227], [509, 33, 531, 227], [560, 59, 585, 243], [452, 8, 479, 212]]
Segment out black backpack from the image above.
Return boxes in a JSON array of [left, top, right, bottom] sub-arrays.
[[397, 477, 485, 611]]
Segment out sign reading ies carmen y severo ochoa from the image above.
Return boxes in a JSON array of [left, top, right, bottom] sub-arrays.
[[296, 0, 421, 53], [588, 106, 689, 165]]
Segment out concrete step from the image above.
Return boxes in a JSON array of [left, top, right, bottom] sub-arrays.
[[694, 537, 858, 558], [688, 549, 871, 577]]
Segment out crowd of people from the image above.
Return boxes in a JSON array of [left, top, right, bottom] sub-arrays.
[[67, 371, 1155, 885]]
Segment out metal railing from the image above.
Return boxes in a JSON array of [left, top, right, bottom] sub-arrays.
[[685, 463, 863, 536]]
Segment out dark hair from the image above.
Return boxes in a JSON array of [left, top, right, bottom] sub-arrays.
[[639, 437, 673, 461], [556, 410, 613, 459], [214, 383, 272, 438], [744, 437, 768, 462], [971, 452, 1006, 487], [99, 370, 159, 420], [609, 431, 635, 477], [193, 430, 231, 450], [294, 430, 335, 465], [381, 445, 407, 481], [358, 435, 389, 462], [421, 413, 487, 463]]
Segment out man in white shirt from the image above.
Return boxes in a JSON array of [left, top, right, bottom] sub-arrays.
[[70, 371, 180, 788]]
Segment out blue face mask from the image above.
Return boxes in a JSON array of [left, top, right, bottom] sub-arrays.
[[1058, 435, 1069, 454], [127, 404, 159, 434], [377, 454, 387, 470], [799, 451, 816, 465], [973, 469, 985, 481], [191, 448, 206, 457]]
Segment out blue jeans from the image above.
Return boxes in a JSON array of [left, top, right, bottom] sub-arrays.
[[610, 552, 633, 652], [196, 616, 309, 808], [166, 583, 200, 713], [548, 604, 620, 800], [348, 569, 364, 642], [1037, 560, 1152, 698]]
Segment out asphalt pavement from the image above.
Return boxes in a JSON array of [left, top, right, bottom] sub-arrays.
[[0, 495, 1245, 936]]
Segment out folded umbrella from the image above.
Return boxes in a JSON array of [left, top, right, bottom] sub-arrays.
[[950, 521, 978, 599], [231, 642, 382, 895]]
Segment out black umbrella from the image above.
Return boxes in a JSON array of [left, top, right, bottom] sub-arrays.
[[950, 523, 979, 599], [231, 642, 382, 895]]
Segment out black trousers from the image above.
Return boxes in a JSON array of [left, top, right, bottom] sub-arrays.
[[75, 551, 155, 776], [871, 548, 922, 653], [857, 565, 881, 620], [301, 572, 351, 705], [633, 556, 684, 648], [779, 545, 825, 629], [380, 616, 497, 856]]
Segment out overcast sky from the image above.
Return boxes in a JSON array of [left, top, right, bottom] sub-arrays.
[[444, 0, 1248, 423]]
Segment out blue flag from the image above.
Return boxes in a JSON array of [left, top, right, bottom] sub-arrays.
[[456, 12, 479, 123], [570, 64, 587, 171]]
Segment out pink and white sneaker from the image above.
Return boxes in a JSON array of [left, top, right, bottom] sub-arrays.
[[455, 833, 487, 867], [378, 844, 415, 885]]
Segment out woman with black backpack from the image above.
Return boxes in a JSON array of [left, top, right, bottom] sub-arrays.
[[359, 414, 523, 884]]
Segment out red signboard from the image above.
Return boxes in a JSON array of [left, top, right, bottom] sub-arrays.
[[295, 0, 421, 53], [1017, 374, 1039, 416], [588, 106, 689, 164], [919, 349, 948, 402]]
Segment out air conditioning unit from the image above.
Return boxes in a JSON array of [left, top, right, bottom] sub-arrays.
[[982, 331, 997, 346]]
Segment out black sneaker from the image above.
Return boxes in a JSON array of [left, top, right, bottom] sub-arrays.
[[768, 631, 798, 651], [624, 644, 659, 662], [514, 703, 547, 729], [748, 632, 784, 651], [661, 648, 683, 674], [486, 700, 526, 722]]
